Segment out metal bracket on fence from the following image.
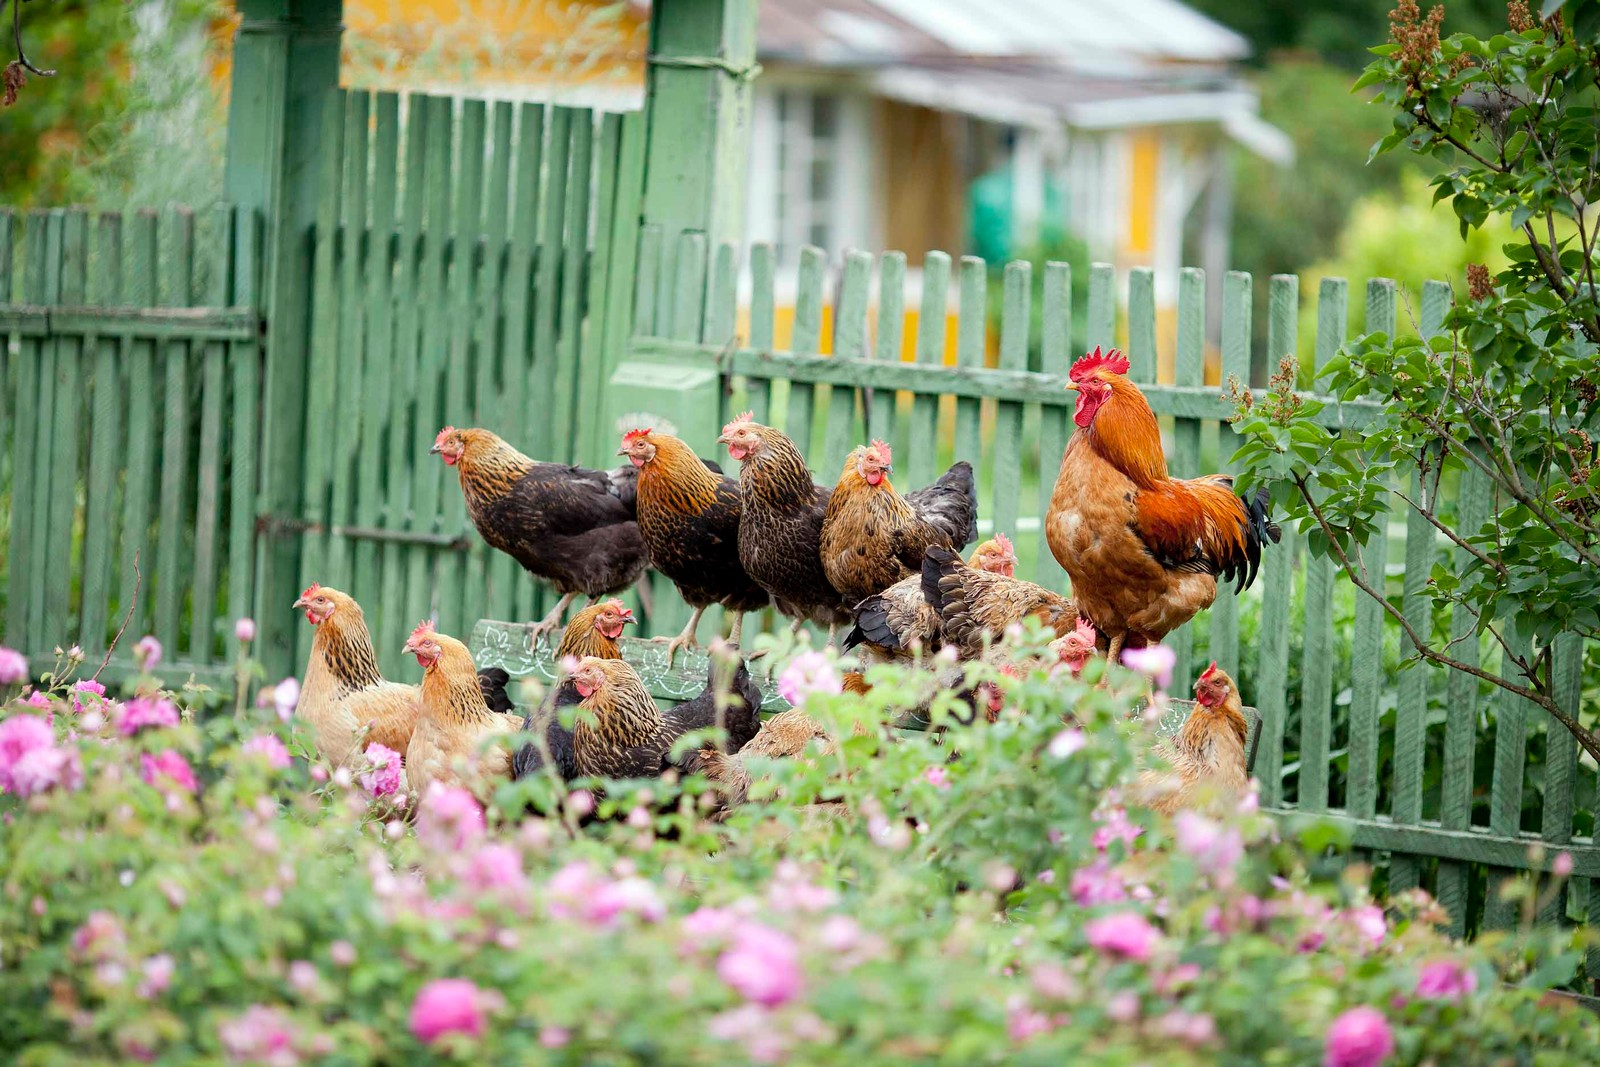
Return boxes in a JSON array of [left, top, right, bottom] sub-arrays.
[[646, 54, 764, 82], [255, 514, 470, 552]]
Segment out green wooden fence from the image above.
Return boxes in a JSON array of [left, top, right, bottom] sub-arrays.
[[623, 231, 1598, 944], [283, 88, 647, 676], [0, 205, 261, 688]]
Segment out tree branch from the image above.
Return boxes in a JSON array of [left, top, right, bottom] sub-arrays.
[[11, 0, 55, 78]]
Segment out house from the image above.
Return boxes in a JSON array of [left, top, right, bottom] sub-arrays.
[[336, 0, 1289, 359]]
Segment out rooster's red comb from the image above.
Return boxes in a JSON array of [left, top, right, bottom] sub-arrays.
[[621, 427, 653, 445], [434, 426, 457, 451], [1069, 346, 1130, 382]]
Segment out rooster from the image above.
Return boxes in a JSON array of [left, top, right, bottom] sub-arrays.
[[1046, 347, 1281, 666], [844, 534, 1017, 663], [432, 426, 647, 648], [1129, 661, 1250, 815], [290, 584, 511, 767], [401, 621, 523, 794], [716, 412, 851, 640], [819, 440, 979, 604], [557, 598, 635, 661], [619, 427, 769, 661], [922, 545, 1081, 658]]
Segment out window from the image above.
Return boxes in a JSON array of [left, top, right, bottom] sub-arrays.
[[748, 88, 872, 261]]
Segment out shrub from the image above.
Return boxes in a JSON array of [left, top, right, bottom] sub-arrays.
[[0, 632, 1595, 1064]]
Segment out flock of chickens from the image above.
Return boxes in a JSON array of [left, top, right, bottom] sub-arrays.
[[290, 347, 1281, 818]]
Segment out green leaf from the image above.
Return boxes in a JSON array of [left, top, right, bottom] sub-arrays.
[[1541, 0, 1569, 17]]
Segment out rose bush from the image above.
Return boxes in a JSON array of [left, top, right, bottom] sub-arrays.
[[0, 628, 1594, 1064]]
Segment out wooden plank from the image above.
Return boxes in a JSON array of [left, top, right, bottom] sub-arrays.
[[1035, 260, 1071, 587], [24, 213, 58, 647], [786, 246, 825, 455], [1257, 811, 1600, 878], [1486, 632, 1534, 929], [529, 106, 571, 460], [1253, 274, 1298, 808], [594, 109, 648, 442], [478, 99, 515, 436], [550, 108, 593, 464], [575, 111, 623, 467], [827, 250, 872, 475], [79, 212, 124, 653], [446, 97, 489, 639], [1126, 267, 1155, 383], [1540, 634, 1583, 924], [992, 261, 1029, 551], [44, 210, 87, 650], [227, 208, 260, 634], [4, 214, 44, 646], [632, 224, 663, 340], [189, 207, 231, 663], [1169, 267, 1204, 690], [1391, 461, 1431, 875], [154, 208, 196, 655], [705, 242, 739, 349], [1209, 270, 1251, 677], [356, 92, 401, 640], [869, 250, 905, 442], [908, 251, 950, 494], [0, 210, 10, 644], [1299, 276, 1347, 814], [745, 241, 776, 422], [953, 256, 984, 475], [326, 90, 371, 586], [298, 92, 347, 613], [1086, 263, 1115, 350], [119, 211, 160, 644]]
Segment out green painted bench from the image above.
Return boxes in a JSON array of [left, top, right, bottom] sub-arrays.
[[468, 622, 1262, 773]]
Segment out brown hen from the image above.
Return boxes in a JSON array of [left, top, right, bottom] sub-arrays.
[[921, 545, 1081, 658], [844, 534, 1018, 663], [402, 621, 522, 794], [1129, 662, 1251, 816]]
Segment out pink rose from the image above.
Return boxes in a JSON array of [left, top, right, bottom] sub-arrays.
[[359, 743, 404, 797], [1071, 859, 1127, 906], [1084, 911, 1160, 962], [1415, 959, 1477, 1002], [133, 635, 162, 671], [116, 696, 180, 736], [464, 844, 525, 893], [0, 646, 28, 685], [1121, 644, 1175, 689], [776, 651, 841, 707], [409, 978, 493, 1044], [1173, 811, 1244, 882], [1323, 1006, 1394, 1067], [717, 922, 804, 1007], [10, 743, 82, 797], [235, 618, 257, 643], [217, 1004, 299, 1064], [923, 765, 951, 790], [242, 735, 292, 770], [0, 714, 55, 793], [1344, 905, 1387, 949], [141, 750, 199, 794], [417, 783, 484, 849]]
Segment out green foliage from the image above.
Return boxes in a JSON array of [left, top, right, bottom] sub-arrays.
[[1185, 0, 1508, 70], [2, 637, 1598, 1063], [1230, 4, 1600, 761]]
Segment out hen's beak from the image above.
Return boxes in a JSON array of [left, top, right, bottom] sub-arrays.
[[402, 638, 419, 656], [428, 443, 442, 455], [620, 608, 636, 625], [292, 595, 308, 610], [1063, 381, 1079, 393], [714, 431, 730, 444], [881, 464, 894, 475], [617, 446, 630, 456]]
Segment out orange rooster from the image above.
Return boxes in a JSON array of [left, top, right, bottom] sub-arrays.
[[402, 621, 523, 794], [290, 584, 510, 767], [1046, 347, 1280, 666], [1129, 661, 1251, 815], [819, 440, 978, 605], [620, 427, 770, 660], [556, 598, 634, 661]]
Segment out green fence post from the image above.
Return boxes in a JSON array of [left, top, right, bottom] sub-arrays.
[[223, 0, 343, 678]]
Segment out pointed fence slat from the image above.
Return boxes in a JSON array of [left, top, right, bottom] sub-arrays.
[[908, 251, 950, 495], [1034, 261, 1071, 587], [1209, 270, 1251, 677], [745, 242, 776, 424], [869, 251, 904, 442], [953, 257, 985, 475], [79, 212, 124, 653], [1126, 267, 1155, 383], [786, 246, 825, 451], [1169, 267, 1204, 689], [154, 209, 195, 655], [992, 261, 1029, 548]]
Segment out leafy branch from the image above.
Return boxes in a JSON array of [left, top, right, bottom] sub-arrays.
[[4, 0, 57, 107]]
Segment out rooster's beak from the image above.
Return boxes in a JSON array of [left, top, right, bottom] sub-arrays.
[[1063, 381, 1079, 393]]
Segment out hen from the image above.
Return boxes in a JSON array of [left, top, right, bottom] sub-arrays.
[[921, 545, 1081, 658], [716, 412, 852, 638], [402, 621, 522, 794], [819, 440, 979, 604], [432, 426, 646, 648], [566, 657, 670, 780], [620, 427, 770, 661], [1129, 662, 1251, 815], [1046, 348, 1281, 665], [844, 534, 1017, 662], [290, 584, 510, 767], [695, 707, 835, 809], [556, 598, 634, 661], [657, 657, 765, 776]]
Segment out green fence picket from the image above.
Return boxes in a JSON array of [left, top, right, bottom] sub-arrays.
[[153, 209, 195, 656], [78, 212, 124, 653], [189, 206, 230, 664], [787, 246, 825, 452], [1169, 267, 1205, 689], [829, 250, 872, 475], [1210, 270, 1251, 677], [1126, 267, 1156, 383], [1254, 274, 1298, 807], [953, 257, 985, 476], [1034, 261, 1071, 587], [992, 261, 1029, 557], [45, 210, 88, 650], [908, 251, 949, 494], [745, 242, 776, 424], [1087, 263, 1115, 348], [870, 251, 904, 443]]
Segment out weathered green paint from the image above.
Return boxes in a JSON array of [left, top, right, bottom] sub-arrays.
[[1210, 270, 1250, 677], [1034, 260, 1070, 587], [1169, 267, 1204, 689]]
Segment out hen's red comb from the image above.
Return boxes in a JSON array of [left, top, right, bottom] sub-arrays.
[[621, 427, 652, 445], [867, 439, 893, 464], [1074, 617, 1097, 640], [434, 426, 457, 451], [300, 581, 322, 601], [1069, 346, 1130, 382], [408, 619, 437, 643], [989, 532, 1015, 556], [721, 410, 755, 438], [1199, 660, 1219, 681]]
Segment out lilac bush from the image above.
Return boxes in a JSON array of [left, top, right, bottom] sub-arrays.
[[0, 629, 1593, 1064]]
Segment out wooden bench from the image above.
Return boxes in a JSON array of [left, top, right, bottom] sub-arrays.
[[469, 621, 1262, 772]]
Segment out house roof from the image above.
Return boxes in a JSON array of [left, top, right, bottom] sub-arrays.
[[755, 0, 1249, 69]]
